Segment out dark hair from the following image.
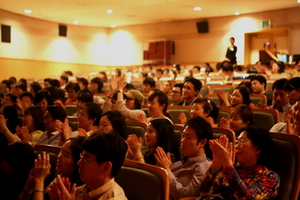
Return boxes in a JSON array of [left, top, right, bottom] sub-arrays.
[[45, 86, 62, 101], [102, 110, 127, 140], [5, 93, 18, 104], [156, 69, 163, 74], [1, 142, 35, 178], [64, 71, 73, 76], [34, 90, 54, 106], [261, 60, 270, 67], [234, 65, 243, 72], [244, 126, 275, 168], [185, 117, 213, 159], [99, 71, 108, 82], [223, 64, 234, 72], [148, 90, 169, 117], [238, 81, 252, 93], [60, 75, 69, 83], [65, 82, 81, 93], [193, 66, 201, 72], [47, 106, 67, 122], [274, 61, 285, 73], [250, 75, 267, 90], [149, 118, 179, 160], [67, 136, 85, 185], [230, 37, 235, 41], [247, 67, 258, 74], [8, 77, 17, 85], [234, 86, 252, 106], [173, 63, 181, 73], [49, 79, 60, 88], [115, 69, 122, 77], [91, 77, 104, 93], [284, 77, 300, 91], [82, 132, 128, 177], [77, 78, 89, 89], [183, 77, 202, 91], [44, 78, 51, 83], [193, 98, 219, 122], [124, 83, 135, 91], [143, 78, 156, 88], [81, 103, 103, 126], [272, 78, 288, 91], [230, 104, 253, 124], [30, 82, 42, 96], [19, 78, 27, 86], [24, 106, 45, 131], [20, 92, 34, 103], [77, 89, 93, 103], [3, 106, 21, 133], [1, 80, 11, 89], [173, 83, 184, 95]]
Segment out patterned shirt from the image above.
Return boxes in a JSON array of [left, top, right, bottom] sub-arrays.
[[198, 164, 280, 200]]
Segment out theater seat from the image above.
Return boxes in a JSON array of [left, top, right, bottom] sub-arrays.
[[34, 144, 61, 174], [173, 124, 184, 161], [65, 103, 77, 116], [115, 159, 169, 200], [270, 133, 300, 200], [252, 109, 279, 131], [126, 121, 147, 139], [167, 106, 192, 124]]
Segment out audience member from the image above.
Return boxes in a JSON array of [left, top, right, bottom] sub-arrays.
[[155, 117, 213, 200], [65, 82, 81, 104], [77, 77, 89, 90], [192, 66, 201, 77], [178, 77, 202, 106], [43, 78, 51, 88], [250, 75, 272, 106], [74, 89, 93, 117], [99, 71, 108, 82], [170, 83, 184, 106], [60, 75, 69, 90], [155, 68, 163, 81], [15, 84, 27, 96], [142, 77, 155, 95], [20, 92, 34, 112], [272, 61, 285, 74], [216, 86, 252, 107], [1, 79, 11, 94], [284, 77, 300, 105], [34, 90, 54, 112], [90, 77, 105, 105], [29, 82, 42, 97]]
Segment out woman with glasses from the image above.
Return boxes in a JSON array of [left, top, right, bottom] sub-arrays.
[[178, 98, 219, 127], [197, 126, 280, 200]]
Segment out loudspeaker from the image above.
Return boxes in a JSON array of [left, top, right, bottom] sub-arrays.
[[1, 24, 11, 43], [196, 21, 209, 33], [59, 25, 67, 37]]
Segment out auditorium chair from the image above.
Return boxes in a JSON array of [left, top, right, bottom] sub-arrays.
[[167, 105, 192, 124]]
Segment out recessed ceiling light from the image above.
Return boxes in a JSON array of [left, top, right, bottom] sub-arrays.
[[110, 25, 117, 28], [24, 10, 32, 14], [194, 7, 202, 11], [107, 9, 113, 14], [235, 12, 240, 15], [73, 20, 79, 24]]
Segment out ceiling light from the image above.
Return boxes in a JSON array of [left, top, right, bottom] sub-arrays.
[[107, 9, 113, 14], [235, 12, 240, 15], [298, 0, 300, 3], [73, 20, 79, 24], [194, 7, 202, 11], [110, 25, 117, 28], [24, 10, 32, 14]]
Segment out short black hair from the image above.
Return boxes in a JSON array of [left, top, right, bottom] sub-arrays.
[[185, 117, 213, 159], [272, 78, 288, 91], [250, 75, 267, 90], [77, 77, 89, 88], [60, 75, 69, 83], [1, 80, 11, 89], [30, 82, 42, 94], [156, 68, 163, 74], [15, 84, 27, 92], [34, 90, 54, 105], [261, 60, 270, 67], [49, 79, 60, 88], [284, 77, 300, 91], [183, 77, 202, 91], [77, 89, 93, 103], [193, 66, 201, 71], [5, 93, 18, 103], [82, 103, 103, 126], [223, 64, 234, 72], [173, 83, 184, 95], [20, 92, 34, 102], [82, 132, 128, 177], [19, 78, 27, 86], [102, 110, 127, 140], [64, 70, 73, 76], [47, 106, 67, 122], [24, 106, 45, 131], [65, 82, 81, 93], [143, 78, 156, 88]]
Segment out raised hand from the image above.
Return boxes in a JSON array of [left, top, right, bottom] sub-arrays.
[[56, 119, 72, 142], [216, 89, 230, 107], [16, 125, 33, 143], [33, 152, 50, 181], [49, 175, 76, 200], [154, 147, 172, 170], [137, 114, 148, 125], [78, 128, 89, 137], [209, 136, 233, 169], [117, 74, 127, 91], [219, 117, 230, 129], [126, 134, 143, 159], [178, 113, 187, 124]]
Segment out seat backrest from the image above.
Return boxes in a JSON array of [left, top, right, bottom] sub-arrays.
[[126, 121, 147, 139], [34, 145, 61, 174], [250, 94, 267, 106], [141, 105, 151, 117], [68, 117, 79, 131], [167, 106, 192, 124], [173, 124, 184, 161], [252, 109, 279, 131], [200, 85, 210, 97], [65, 103, 77, 116], [215, 107, 231, 124], [212, 85, 234, 95], [206, 94, 220, 107], [115, 159, 169, 200], [270, 133, 300, 200]]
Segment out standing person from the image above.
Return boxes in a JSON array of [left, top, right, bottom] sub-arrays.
[[225, 37, 237, 65]]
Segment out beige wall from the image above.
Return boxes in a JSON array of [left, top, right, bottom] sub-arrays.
[[0, 7, 300, 80]]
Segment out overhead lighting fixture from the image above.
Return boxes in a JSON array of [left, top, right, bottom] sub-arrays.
[[73, 20, 79, 24], [194, 7, 202, 11], [110, 25, 117, 28], [107, 9, 113, 14], [298, 0, 300, 3], [24, 10, 32, 14], [235, 12, 240, 15]]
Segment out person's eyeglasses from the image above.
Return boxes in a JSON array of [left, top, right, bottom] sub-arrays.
[[171, 90, 180, 94], [234, 139, 247, 147], [80, 153, 97, 163]]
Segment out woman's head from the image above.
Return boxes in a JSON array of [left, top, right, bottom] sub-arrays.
[[66, 82, 81, 101], [34, 90, 54, 111], [99, 110, 127, 140], [236, 126, 274, 168], [30, 82, 42, 97], [90, 77, 103, 94], [231, 86, 251, 106], [229, 104, 253, 133], [191, 98, 219, 122], [147, 90, 168, 117], [44, 106, 67, 132], [56, 136, 85, 184], [145, 118, 173, 153], [24, 106, 45, 132]]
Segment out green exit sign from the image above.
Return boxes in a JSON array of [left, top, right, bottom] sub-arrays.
[[262, 20, 271, 29]]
